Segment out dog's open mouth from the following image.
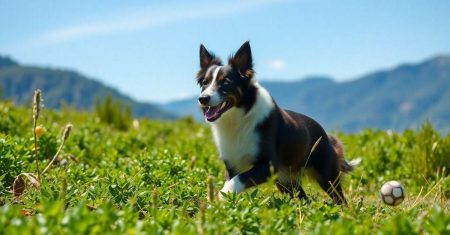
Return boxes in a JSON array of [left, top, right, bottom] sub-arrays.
[[202, 99, 233, 122]]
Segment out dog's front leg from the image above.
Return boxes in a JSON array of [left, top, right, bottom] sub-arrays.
[[219, 161, 271, 200]]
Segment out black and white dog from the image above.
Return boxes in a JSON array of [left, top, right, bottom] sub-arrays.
[[196, 41, 358, 204]]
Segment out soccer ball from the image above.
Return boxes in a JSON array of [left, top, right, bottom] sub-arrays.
[[380, 181, 405, 206]]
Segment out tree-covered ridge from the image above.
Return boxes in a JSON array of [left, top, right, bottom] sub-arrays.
[[0, 56, 175, 119]]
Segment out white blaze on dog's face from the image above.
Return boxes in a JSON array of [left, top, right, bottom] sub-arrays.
[[196, 42, 255, 122], [200, 65, 224, 106]]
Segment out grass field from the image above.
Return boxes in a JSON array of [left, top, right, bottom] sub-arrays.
[[0, 98, 449, 234]]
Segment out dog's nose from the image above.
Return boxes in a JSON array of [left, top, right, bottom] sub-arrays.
[[198, 96, 210, 105]]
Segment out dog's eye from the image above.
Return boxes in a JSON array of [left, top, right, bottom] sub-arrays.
[[223, 80, 230, 86], [202, 80, 209, 86]]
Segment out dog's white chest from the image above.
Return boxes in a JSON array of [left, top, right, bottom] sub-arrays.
[[210, 84, 275, 173], [212, 122, 259, 173]]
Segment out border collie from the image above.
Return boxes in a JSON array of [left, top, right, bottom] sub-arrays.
[[196, 41, 359, 204]]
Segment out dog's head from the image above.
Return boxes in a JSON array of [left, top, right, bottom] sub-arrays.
[[196, 41, 255, 122]]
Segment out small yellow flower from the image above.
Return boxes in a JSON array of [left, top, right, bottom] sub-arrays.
[[35, 126, 45, 137]]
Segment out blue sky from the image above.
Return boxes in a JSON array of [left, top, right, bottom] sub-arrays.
[[1, 0, 449, 103]]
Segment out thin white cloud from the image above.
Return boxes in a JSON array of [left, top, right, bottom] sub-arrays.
[[269, 59, 286, 71], [36, 0, 286, 45]]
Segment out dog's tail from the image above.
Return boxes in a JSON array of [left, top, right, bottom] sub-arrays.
[[328, 135, 361, 173]]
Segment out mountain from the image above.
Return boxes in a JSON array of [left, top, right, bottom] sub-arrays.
[[163, 55, 450, 132], [0, 55, 175, 119]]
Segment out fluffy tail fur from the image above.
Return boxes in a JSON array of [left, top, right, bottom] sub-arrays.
[[328, 135, 361, 173]]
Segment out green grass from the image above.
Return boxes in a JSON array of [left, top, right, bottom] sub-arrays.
[[0, 100, 449, 234]]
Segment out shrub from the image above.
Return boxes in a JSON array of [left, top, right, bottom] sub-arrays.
[[95, 93, 132, 131]]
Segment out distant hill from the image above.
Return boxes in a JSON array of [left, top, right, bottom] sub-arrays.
[[0, 55, 175, 119], [163, 55, 450, 132]]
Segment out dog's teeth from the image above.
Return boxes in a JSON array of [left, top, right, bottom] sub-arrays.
[[220, 102, 226, 109]]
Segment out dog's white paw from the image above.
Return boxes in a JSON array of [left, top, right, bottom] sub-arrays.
[[219, 177, 245, 200], [218, 191, 226, 201]]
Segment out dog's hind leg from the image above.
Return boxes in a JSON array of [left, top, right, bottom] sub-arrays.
[[311, 152, 348, 205], [316, 169, 347, 205], [308, 140, 348, 204]]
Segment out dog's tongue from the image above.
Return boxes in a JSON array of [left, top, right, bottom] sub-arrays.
[[205, 106, 221, 120]]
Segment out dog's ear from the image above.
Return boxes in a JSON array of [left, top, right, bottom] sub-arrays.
[[200, 44, 221, 70], [199, 44, 212, 70], [229, 41, 254, 79], [197, 44, 221, 82]]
